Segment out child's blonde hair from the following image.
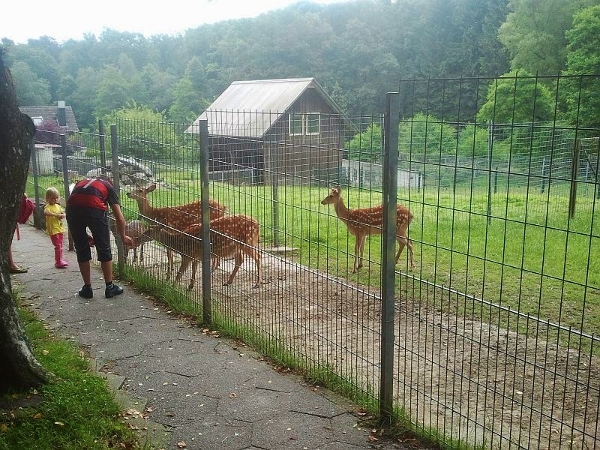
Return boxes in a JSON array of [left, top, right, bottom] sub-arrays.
[[45, 187, 60, 202]]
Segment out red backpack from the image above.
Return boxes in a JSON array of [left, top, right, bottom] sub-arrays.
[[18, 195, 35, 224]]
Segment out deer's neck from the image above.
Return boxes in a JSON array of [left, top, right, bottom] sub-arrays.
[[135, 198, 154, 217], [333, 197, 351, 221]]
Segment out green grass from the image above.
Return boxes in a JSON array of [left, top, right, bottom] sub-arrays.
[[0, 295, 150, 450], [30, 173, 600, 348]]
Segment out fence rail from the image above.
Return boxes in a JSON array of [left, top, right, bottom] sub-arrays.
[[28, 75, 600, 450]]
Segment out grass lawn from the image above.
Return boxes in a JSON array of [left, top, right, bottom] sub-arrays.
[[30, 173, 599, 351], [0, 294, 149, 450]]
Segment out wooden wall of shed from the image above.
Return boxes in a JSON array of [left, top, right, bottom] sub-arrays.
[[208, 109, 348, 185]]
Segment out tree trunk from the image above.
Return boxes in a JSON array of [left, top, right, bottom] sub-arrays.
[[0, 48, 47, 393]]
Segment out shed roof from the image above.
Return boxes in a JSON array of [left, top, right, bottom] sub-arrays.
[[19, 103, 79, 133], [186, 78, 346, 138]]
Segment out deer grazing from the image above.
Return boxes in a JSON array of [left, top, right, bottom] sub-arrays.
[[126, 183, 227, 270], [321, 185, 415, 273], [142, 214, 261, 290]]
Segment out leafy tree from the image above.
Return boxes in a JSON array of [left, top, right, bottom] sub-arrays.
[[497, 0, 588, 75], [69, 66, 103, 130], [139, 64, 177, 114], [102, 103, 179, 160], [10, 61, 51, 105], [34, 119, 62, 146], [9, 42, 61, 98], [399, 113, 458, 160], [168, 77, 209, 124], [477, 71, 554, 124], [346, 122, 383, 162], [94, 65, 135, 119], [457, 124, 491, 157], [562, 5, 600, 128]]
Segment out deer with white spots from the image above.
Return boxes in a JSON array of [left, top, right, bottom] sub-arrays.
[[142, 214, 261, 290], [109, 218, 152, 263], [321, 185, 414, 273], [126, 184, 227, 271]]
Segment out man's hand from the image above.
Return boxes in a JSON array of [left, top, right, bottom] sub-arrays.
[[122, 235, 134, 247]]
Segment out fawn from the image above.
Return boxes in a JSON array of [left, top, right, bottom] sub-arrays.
[[126, 183, 227, 270], [321, 185, 414, 273], [142, 214, 261, 289], [108, 217, 153, 263]]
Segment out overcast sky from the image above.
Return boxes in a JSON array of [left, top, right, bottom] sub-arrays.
[[1, 0, 350, 44]]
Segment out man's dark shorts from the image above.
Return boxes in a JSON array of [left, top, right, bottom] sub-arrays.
[[66, 206, 112, 262]]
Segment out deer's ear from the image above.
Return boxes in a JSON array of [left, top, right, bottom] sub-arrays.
[[148, 184, 157, 192]]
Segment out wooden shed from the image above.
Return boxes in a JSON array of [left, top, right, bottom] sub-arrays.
[[187, 78, 352, 185]]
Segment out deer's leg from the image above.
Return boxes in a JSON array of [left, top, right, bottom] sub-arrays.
[[189, 258, 198, 290], [176, 255, 191, 283], [224, 251, 243, 286], [246, 247, 261, 288], [167, 248, 174, 272], [139, 243, 144, 263], [395, 223, 415, 268], [395, 236, 415, 269], [211, 254, 220, 270], [353, 234, 366, 272]]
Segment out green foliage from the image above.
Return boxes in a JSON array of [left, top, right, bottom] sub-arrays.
[[477, 71, 555, 124], [102, 103, 174, 160], [9, 61, 51, 105], [399, 113, 458, 159], [346, 123, 382, 162], [3, 0, 513, 129], [0, 302, 144, 450], [457, 124, 491, 157], [498, 0, 580, 75], [562, 5, 600, 128]]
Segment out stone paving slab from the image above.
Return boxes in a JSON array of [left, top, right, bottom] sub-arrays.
[[11, 226, 409, 450]]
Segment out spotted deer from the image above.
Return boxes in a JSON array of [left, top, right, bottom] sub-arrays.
[[109, 218, 153, 263], [142, 214, 261, 290], [126, 183, 227, 270], [321, 185, 414, 273]]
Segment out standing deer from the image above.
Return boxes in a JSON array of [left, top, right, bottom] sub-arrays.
[[321, 185, 414, 273], [126, 184, 227, 270], [142, 214, 261, 289]]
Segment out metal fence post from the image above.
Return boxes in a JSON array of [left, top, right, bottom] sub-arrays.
[[99, 120, 106, 175], [199, 119, 212, 323], [380, 92, 399, 423], [29, 142, 44, 230], [569, 139, 579, 219], [110, 124, 125, 270], [59, 134, 74, 250]]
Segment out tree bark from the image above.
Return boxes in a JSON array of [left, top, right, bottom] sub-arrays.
[[0, 47, 47, 393]]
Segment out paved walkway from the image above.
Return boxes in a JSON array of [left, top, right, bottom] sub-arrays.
[[11, 225, 410, 450]]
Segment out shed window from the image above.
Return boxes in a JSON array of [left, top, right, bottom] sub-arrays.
[[289, 113, 320, 136]]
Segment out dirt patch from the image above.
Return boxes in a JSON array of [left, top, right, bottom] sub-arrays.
[[136, 242, 600, 449]]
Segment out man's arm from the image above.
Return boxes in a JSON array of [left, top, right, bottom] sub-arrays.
[[110, 203, 134, 247]]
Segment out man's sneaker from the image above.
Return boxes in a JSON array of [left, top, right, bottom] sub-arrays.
[[105, 283, 124, 298], [78, 285, 93, 299]]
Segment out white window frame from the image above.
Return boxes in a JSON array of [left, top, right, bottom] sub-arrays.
[[289, 113, 320, 136]]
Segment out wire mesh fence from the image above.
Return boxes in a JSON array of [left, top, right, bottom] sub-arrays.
[[27, 74, 599, 449]]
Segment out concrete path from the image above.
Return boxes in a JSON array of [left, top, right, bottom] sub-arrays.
[[10, 225, 411, 450]]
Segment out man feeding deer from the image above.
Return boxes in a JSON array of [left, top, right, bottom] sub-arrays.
[[66, 176, 134, 299]]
